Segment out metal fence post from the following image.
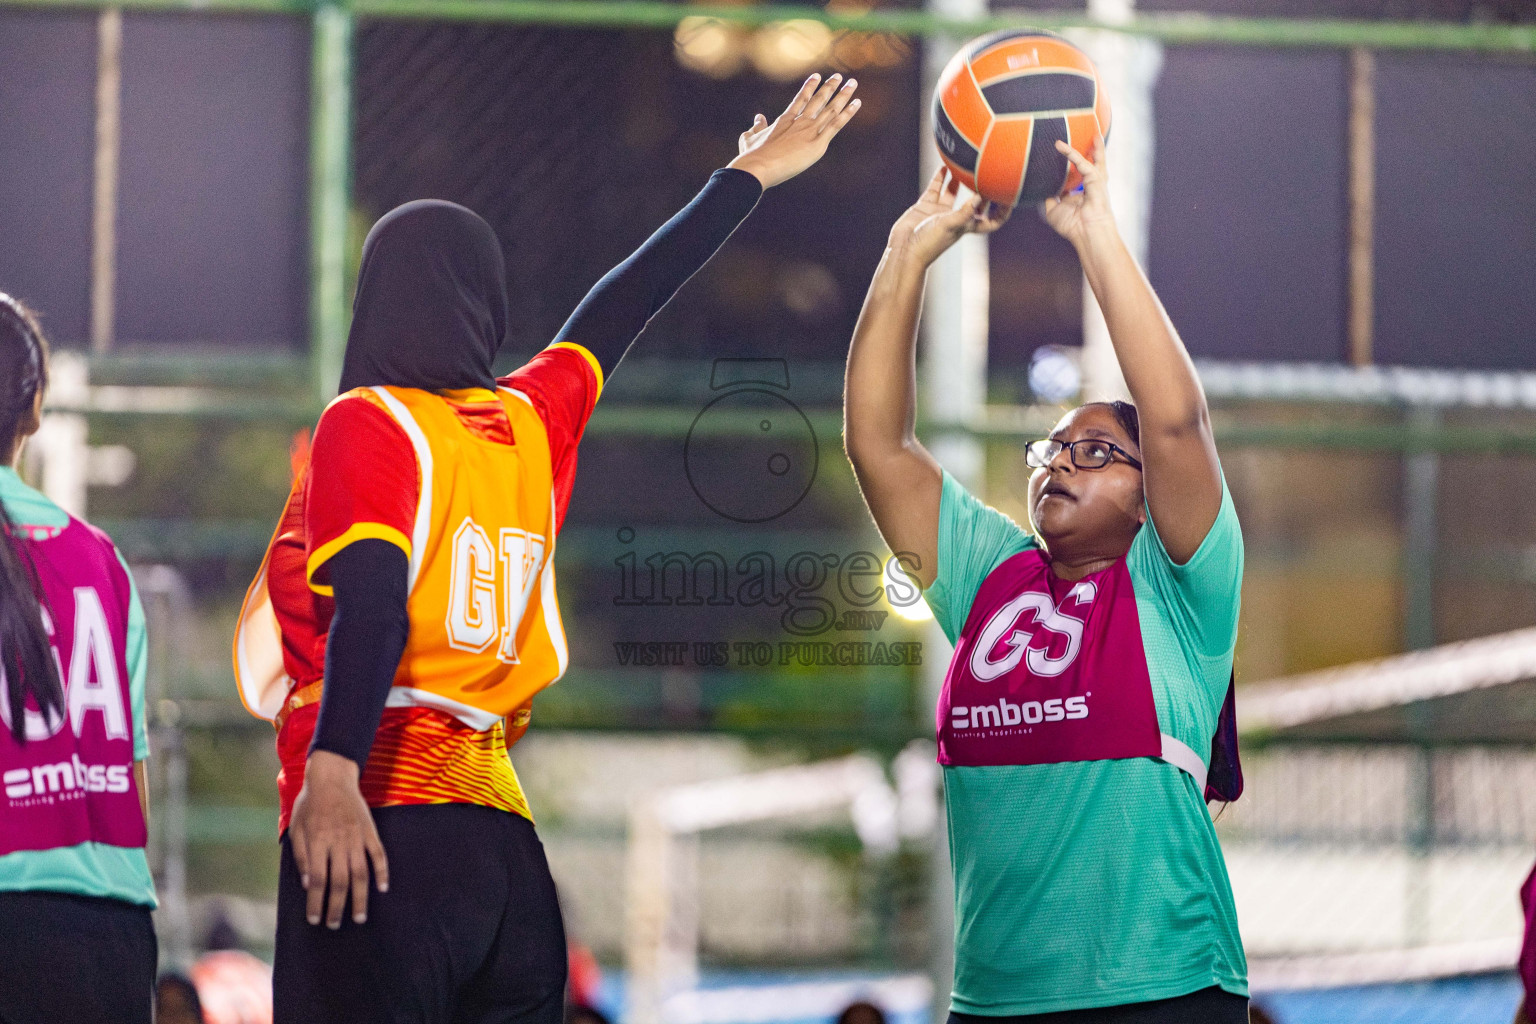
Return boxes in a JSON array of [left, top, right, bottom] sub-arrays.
[[1403, 405, 1440, 651], [310, 2, 354, 403]]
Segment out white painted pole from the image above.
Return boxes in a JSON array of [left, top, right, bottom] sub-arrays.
[[91, 8, 122, 354], [624, 758, 904, 1024], [920, 26, 989, 489], [919, 0, 988, 1016], [31, 353, 91, 517], [625, 803, 675, 1024], [1072, 0, 1162, 402]]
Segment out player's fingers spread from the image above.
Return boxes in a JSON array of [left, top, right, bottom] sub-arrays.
[[365, 824, 389, 894], [290, 832, 311, 890], [349, 845, 371, 925], [1054, 139, 1093, 176], [305, 847, 327, 926], [1056, 142, 1093, 176], [787, 74, 821, 117], [325, 844, 351, 929], [920, 168, 946, 204], [805, 73, 842, 118], [940, 202, 976, 230], [824, 78, 858, 116], [821, 94, 860, 136], [971, 196, 996, 227]]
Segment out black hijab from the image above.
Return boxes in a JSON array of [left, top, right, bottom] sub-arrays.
[[338, 199, 508, 394]]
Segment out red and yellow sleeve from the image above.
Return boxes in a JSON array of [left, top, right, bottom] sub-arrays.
[[500, 342, 603, 531], [303, 393, 420, 595]]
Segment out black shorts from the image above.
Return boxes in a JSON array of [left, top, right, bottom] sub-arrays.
[[274, 803, 567, 1024], [0, 890, 157, 1024], [948, 986, 1249, 1024]]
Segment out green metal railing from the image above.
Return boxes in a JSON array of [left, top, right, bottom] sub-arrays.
[[8, 0, 1536, 52]]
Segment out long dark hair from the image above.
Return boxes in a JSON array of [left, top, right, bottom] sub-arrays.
[[0, 294, 64, 743]]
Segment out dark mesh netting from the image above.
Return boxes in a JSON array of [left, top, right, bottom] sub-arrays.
[[352, 20, 921, 364]]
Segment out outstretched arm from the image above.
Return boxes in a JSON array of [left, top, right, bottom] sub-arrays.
[[1043, 138, 1222, 563], [844, 170, 1008, 587], [555, 73, 861, 378]]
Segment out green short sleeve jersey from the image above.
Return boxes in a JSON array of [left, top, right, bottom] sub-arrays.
[[0, 467, 156, 908], [923, 470, 1245, 1015]]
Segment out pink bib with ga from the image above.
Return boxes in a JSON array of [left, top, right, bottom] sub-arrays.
[[0, 517, 145, 856], [938, 548, 1165, 769]]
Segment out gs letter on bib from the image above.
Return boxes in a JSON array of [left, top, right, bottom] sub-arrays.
[[938, 549, 1161, 768]]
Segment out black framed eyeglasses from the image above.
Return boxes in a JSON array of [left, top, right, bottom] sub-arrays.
[[1025, 438, 1143, 471]]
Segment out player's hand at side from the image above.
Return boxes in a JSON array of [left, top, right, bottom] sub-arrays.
[[889, 167, 1011, 267], [289, 749, 390, 930], [728, 73, 861, 189], [1042, 135, 1117, 248]]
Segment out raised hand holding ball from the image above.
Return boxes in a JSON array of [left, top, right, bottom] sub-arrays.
[[932, 29, 1110, 207]]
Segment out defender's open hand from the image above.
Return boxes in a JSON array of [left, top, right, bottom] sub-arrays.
[[728, 73, 862, 189]]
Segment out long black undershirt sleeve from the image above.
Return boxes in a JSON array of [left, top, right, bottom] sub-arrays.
[[308, 171, 760, 767], [552, 167, 763, 376], [309, 539, 410, 768]]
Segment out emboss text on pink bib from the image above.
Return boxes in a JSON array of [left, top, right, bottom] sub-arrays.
[[938, 548, 1161, 768]]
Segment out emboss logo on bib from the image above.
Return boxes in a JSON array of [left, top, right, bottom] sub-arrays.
[[951, 694, 1089, 730], [4, 755, 131, 799], [938, 549, 1160, 769]]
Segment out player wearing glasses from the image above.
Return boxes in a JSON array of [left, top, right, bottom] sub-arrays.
[[842, 138, 1248, 1022]]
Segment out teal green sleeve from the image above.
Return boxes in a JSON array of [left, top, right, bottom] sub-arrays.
[[1127, 479, 1244, 660], [116, 550, 150, 761], [924, 471, 1037, 645]]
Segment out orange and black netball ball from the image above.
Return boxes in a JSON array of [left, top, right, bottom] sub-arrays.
[[932, 29, 1111, 206]]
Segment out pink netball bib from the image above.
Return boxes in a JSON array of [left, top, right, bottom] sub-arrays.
[[1520, 860, 1536, 1007], [0, 518, 145, 856], [938, 548, 1162, 768]]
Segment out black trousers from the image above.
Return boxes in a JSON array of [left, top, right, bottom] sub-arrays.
[[0, 890, 156, 1024], [949, 986, 1250, 1024], [274, 804, 567, 1024]]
